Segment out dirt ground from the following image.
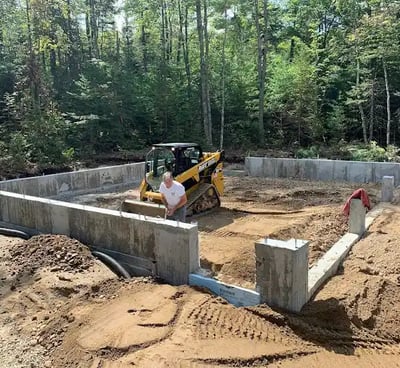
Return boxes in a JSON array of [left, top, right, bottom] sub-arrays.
[[1, 176, 400, 367]]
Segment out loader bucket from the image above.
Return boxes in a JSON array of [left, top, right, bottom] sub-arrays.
[[121, 199, 166, 218]]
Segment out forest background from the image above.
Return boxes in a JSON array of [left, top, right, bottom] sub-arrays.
[[1, 0, 400, 177]]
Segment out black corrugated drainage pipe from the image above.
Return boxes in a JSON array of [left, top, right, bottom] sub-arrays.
[[0, 228, 31, 240], [91, 250, 131, 279]]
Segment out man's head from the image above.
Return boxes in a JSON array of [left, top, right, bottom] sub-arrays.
[[162, 171, 173, 188]]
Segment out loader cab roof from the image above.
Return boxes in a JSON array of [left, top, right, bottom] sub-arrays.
[[152, 143, 200, 149], [150, 143, 203, 176]]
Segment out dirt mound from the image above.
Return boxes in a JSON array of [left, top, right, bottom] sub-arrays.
[[10, 234, 94, 274], [218, 247, 256, 285], [270, 209, 349, 265]]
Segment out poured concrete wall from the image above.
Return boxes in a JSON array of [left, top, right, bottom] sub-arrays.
[[245, 157, 400, 185], [255, 238, 308, 312], [0, 162, 145, 198], [0, 190, 199, 285]]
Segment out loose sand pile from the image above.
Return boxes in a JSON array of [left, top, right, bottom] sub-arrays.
[[10, 234, 94, 273]]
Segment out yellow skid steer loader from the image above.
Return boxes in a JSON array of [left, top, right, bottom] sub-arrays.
[[121, 143, 224, 218]]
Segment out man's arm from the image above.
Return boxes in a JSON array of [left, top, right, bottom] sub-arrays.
[[168, 193, 187, 215], [160, 193, 168, 207], [160, 193, 170, 218], [176, 193, 187, 210]]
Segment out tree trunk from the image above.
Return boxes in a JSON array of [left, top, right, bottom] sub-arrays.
[[183, 3, 191, 95], [141, 13, 147, 72], [0, 24, 4, 62], [289, 37, 295, 62], [220, 4, 228, 150], [25, 0, 40, 110], [124, 14, 133, 63], [161, 0, 167, 62], [160, 0, 168, 139], [89, 0, 99, 58], [383, 59, 391, 146], [85, 1, 92, 58], [177, 0, 183, 64], [66, 0, 80, 75], [178, 0, 191, 96], [49, 19, 57, 86], [369, 77, 375, 142], [203, 0, 212, 142], [196, 0, 211, 145], [116, 30, 120, 62], [168, 10, 173, 61], [356, 58, 368, 144], [254, 0, 267, 144]]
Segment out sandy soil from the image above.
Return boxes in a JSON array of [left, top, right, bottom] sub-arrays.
[[1, 176, 400, 367], [198, 176, 380, 288]]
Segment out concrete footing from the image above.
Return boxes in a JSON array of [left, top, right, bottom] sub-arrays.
[[381, 175, 394, 202], [348, 199, 366, 235], [189, 274, 260, 307], [255, 238, 309, 312]]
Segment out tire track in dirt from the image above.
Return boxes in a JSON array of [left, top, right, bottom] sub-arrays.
[[247, 300, 400, 355], [192, 350, 317, 367], [185, 295, 314, 347], [203, 229, 259, 239]]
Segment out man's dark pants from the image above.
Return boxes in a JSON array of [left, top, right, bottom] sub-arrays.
[[167, 206, 187, 222]]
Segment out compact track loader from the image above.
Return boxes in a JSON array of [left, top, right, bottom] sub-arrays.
[[121, 143, 224, 218]]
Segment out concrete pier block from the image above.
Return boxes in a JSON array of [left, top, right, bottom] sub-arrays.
[[255, 238, 309, 312], [348, 199, 366, 235], [381, 175, 394, 202]]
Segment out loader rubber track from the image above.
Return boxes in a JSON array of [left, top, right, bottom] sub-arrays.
[[186, 183, 220, 217]]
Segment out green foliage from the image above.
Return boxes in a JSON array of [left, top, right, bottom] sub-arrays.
[[1, 0, 400, 174], [295, 145, 320, 159], [347, 141, 400, 162], [62, 147, 75, 163], [7, 132, 28, 171], [225, 119, 261, 150], [23, 109, 72, 167], [267, 44, 318, 145]]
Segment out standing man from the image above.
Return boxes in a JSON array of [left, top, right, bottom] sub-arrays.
[[159, 172, 187, 222]]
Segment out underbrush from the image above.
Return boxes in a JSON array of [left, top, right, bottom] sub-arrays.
[[294, 142, 400, 162]]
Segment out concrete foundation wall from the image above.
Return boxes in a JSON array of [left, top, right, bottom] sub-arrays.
[[245, 157, 400, 185], [0, 163, 145, 198], [255, 238, 308, 312], [0, 190, 199, 285]]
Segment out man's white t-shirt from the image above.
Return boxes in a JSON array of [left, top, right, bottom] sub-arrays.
[[159, 181, 185, 207]]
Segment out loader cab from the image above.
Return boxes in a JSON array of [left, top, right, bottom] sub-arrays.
[[144, 143, 203, 191], [174, 145, 203, 175]]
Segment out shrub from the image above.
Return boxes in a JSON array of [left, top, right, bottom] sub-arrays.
[[348, 141, 390, 162], [295, 145, 319, 158]]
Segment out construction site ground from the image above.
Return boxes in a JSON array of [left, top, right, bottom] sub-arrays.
[[1, 175, 400, 367]]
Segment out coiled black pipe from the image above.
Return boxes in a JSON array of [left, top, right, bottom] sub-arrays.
[[91, 250, 131, 279], [0, 228, 31, 240]]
